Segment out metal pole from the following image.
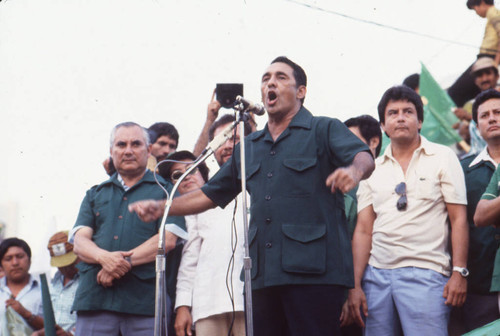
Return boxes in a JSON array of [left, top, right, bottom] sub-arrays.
[[238, 117, 254, 336], [153, 121, 239, 336]]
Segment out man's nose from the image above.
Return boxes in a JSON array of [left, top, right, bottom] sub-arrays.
[[222, 138, 234, 149], [124, 144, 133, 153], [267, 75, 277, 87]]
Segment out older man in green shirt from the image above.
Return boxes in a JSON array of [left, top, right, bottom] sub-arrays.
[[130, 57, 374, 335], [72, 122, 185, 336]]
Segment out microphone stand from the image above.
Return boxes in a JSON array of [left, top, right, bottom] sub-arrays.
[[233, 108, 254, 336], [153, 113, 250, 336]]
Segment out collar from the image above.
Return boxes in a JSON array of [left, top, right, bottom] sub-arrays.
[[96, 169, 159, 192], [469, 146, 499, 169], [250, 106, 313, 142], [0, 274, 38, 292], [51, 270, 79, 286], [379, 135, 435, 164]]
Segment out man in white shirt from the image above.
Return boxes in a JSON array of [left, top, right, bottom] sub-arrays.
[[348, 85, 469, 335], [174, 114, 252, 336]]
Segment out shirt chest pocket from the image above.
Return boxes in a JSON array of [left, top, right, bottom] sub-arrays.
[[415, 175, 440, 200], [281, 158, 318, 197], [92, 200, 110, 228]]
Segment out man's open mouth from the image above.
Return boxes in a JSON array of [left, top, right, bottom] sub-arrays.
[[268, 91, 277, 104]]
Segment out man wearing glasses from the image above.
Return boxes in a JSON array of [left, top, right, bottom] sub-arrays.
[[347, 86, 469, 335]]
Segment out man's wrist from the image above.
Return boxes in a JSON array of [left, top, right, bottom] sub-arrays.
[[26, 312, 36, 323], [452, 266, 469, 277]]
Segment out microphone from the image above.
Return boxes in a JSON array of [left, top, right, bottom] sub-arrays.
[[235, 96, 266, 116], [201, 120, 238, 155]]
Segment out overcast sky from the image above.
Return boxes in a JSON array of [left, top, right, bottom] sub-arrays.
[[0, 0, 486, 272]]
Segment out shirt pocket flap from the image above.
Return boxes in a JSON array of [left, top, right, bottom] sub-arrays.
[[282, 224, 326, 243], [238, 163, 261, 180], [248, 226, 258, 245], [283, 158, 317, 172]]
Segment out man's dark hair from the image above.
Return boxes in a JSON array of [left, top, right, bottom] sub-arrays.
[[467, 0, 494, 9], [402, 73, 420, 91], [208, 114, 253, 141], [345, 115, 383, 156], [148, 122, 179, 146], [0, 238, 32, 262], [377, 85, 424, 124], [271, 56, 307, 104], [158, 150, 209, 183], [472, 88, 500, 123]]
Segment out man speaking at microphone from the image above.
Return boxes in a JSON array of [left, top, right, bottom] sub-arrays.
[[130, 56, 375, 335]]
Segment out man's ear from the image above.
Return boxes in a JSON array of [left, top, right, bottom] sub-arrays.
[[296, 85, 307, 100], [369, 136, 380, 153]]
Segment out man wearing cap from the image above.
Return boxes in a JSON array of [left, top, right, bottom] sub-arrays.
[[447, 0, 500, 107], [0, 237, 44, 331], [455, 57, 500, 155], [72, 122, 186, 336], [43, 231, 80, 335]]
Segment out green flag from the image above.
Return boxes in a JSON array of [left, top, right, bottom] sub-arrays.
[[463, 318, 500, 336], [40, 273, 56, 336], [419, 63, 463, 146]]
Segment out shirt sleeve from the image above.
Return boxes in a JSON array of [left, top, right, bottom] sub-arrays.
[[325, 118, 371, 168], [482, 166, 500, 200], [488, 7, 500, 37], [201, 155, 241, 208], [440, 148, 467, 205], [72, 189, 97, 231], [175, 215, 202, 309], [165, 215, 187, 240], [356, 179, 373, 213], [163, 182, 188, 239]]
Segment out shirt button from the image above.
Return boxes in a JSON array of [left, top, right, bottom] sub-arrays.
[[96, 212, 100, 217], [270, 150, 276, 156], [265, 218, 271, 224], [265, 242, 272, 248], [113, 235, 118, 240], [265, 195, 271, 201], [123, 197, 128, 201], [118, 215, 123, 219], [267, 172, 273, 178]]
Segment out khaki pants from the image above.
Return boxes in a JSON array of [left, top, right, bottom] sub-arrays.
[[195, 311, 245, 336]]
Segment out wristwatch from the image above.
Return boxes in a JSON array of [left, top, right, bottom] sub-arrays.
[[453, 266, 469, 277]]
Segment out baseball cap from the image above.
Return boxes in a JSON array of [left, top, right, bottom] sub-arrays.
[[471, 57, 497, 75], [47, 231, 77, 267]]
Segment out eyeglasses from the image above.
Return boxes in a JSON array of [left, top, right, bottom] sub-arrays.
[[395, 182, 407, 211], [171, 167, 199, 182]]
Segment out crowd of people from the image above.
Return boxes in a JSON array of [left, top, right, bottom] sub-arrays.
[[2, 1, 500, 335]]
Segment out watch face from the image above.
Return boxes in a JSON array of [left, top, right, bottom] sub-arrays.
[[454, 266, 469, 277]]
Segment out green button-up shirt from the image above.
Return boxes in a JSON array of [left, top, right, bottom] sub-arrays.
[[202, 107, 370, 290], [72, 170, 185, 316], [480, 164, 500, 292], [461, 155, 500, 294]]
